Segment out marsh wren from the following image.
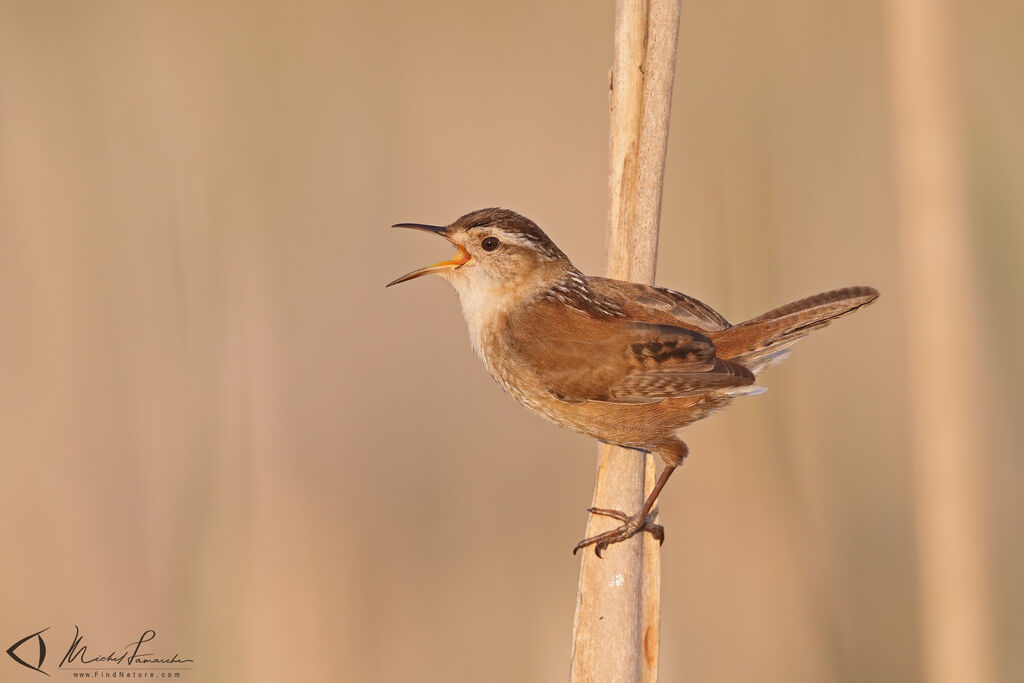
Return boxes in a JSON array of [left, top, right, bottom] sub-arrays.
[[388, 208, 878, 556]]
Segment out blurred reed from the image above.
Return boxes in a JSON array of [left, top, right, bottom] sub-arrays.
[[889, 0, 995, 681]]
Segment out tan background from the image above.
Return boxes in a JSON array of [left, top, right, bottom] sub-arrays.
[[1, 1, 1021, 681]]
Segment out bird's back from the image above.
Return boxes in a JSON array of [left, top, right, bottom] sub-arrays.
[[586, 278, 879, 374], [585, 277, 731, 332]]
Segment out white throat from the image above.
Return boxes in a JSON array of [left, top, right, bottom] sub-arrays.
[[446, 272, 524, 362]]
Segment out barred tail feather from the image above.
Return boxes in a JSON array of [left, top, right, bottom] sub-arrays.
[[713, 286, 879, 374]]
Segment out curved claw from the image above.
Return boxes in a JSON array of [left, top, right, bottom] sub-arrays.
[[572, 513, 665, 557]]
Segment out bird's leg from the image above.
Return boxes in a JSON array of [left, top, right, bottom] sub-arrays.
[[573, 465, 677, 558]]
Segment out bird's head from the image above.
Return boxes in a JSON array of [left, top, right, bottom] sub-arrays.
[[387, 208, 574, 304]]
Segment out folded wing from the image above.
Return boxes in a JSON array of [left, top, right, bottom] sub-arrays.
[[507, 300, 754, 404]]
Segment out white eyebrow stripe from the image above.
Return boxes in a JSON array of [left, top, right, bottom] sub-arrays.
[[463, 224, 564, 260], [494, 232, 539, 249]]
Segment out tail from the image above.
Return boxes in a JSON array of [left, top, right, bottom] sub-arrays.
[[713, 286, 879, 374]]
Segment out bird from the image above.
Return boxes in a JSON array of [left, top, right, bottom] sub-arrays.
[[387, 207, 878, 556]]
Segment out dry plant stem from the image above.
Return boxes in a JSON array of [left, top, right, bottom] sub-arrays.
[[889, 1, 994, 682], [570, 2, 681, 682]]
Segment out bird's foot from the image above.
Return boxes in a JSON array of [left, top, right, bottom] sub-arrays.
[[572, 507, 664, 558]]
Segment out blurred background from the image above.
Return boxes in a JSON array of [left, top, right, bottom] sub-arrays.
[[1, 1, 1021, 681]]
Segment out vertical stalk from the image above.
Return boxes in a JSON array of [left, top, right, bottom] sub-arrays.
[[570, 2, 681, 681], [888, 1, 994, 682]]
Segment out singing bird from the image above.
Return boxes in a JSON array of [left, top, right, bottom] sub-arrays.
[[388, 208, 878, 556]]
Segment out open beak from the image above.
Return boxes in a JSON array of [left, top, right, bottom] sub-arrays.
[[386, 223, 471, 287]]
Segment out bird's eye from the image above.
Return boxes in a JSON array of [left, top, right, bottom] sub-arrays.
[[481, 236, 500, 252]]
